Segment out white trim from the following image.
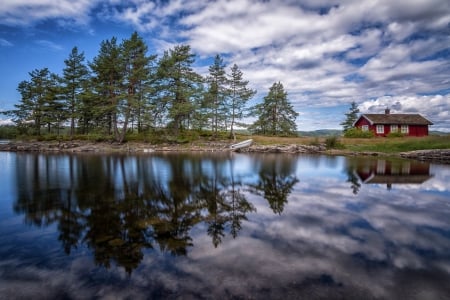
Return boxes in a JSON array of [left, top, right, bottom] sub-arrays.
[[376, 125, 384, 134], [353, 115, 374, 127], [401, 125, 409, 134]]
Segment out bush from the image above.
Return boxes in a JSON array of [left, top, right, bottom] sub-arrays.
[[325, 136, 344, 149], [0, 125, 18, 139], [344, 128, 374, 138], [387, 132, 405, 138], [309, 137, 321, 146]]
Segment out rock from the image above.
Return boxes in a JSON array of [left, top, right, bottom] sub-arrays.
[[400, 149, 450, 164]]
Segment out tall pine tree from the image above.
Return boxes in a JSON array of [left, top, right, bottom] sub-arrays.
[[90, 37, 124, 138], [205, 54, 229, 137], [228, 64, 256, 139], [120, 32, 156, 140], [340, 101, 360, 133], [156, 45, 203, 135], [61, 46, 90, 137]]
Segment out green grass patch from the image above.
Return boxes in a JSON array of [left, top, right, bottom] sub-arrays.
[[344, 136, 450, 153]]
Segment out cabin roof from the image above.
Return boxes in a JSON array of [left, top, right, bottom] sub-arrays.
[[357, 114, 433, 125]]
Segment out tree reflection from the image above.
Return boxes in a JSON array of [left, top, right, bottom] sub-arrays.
[[344, 159, 362, 195], [249, 154, 299, 214], [12, 153, 303, 273], [12, 153, 264, 273]]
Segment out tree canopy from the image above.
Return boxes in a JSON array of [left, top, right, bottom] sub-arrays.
[[340, 101, 360, 133], [3, 32, 305, 141], [249, 82, 298, 136]]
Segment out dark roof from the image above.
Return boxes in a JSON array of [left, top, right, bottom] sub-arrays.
[[360, 114, 433, 125], [364, 174, 433, 184]]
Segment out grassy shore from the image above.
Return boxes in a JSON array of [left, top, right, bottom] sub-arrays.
[[247, 134, 450, 153], [2, 130, 449, 154]]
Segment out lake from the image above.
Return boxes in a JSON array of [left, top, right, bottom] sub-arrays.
[[0, 152, 449, 299]]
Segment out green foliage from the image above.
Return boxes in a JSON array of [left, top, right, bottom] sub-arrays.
[[325, 136, 344, 149], [0, 125, 18, 139], [6, 35, 292, 144], [345, 136, 450, 153], [62, 46, 90, 137], [12, 68, 61, 136], [340, 101, 360, 133], [156, 45, 204, 135], [387, 132, 405, 138], [203, 54, 229, 136], [344, 128, 374, 138], [249, 82, 298, 136], [228, 64, 256, 138]]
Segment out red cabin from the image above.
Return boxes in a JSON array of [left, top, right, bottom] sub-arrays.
[[353, 109, 433, 137]]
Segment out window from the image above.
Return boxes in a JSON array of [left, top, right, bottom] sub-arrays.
[[401, 125, 409, 134], [390, 125, 398, 133], [362, 125, 369, 131], [376, 125, 384, 134]]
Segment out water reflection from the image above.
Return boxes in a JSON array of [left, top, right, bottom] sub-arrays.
[[12, 153, 300, 273], [2, 153, 450, 299], [346, 157, 432, 192]]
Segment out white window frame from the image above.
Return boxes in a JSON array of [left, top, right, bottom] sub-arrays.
[[376, 125, 384, 134], [401, 125, 409, 134], [390, 125, 398, 133], [361, 125, 369, 131]]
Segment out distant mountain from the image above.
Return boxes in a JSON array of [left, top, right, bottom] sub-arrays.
[[298, 129, 342, 137], [430, 131, 450, 136]]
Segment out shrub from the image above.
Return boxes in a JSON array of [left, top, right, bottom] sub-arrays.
[[309, 137, 321, 146], [325, 136, 344, 149], [344, 128, 374, 138], [0, 125, 18, 139], [387, 132, 405, 138]]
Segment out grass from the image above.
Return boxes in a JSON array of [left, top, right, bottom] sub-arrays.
[[239, 134, 450, 152], [4, 127, 449, 153], [341, 136, 450, 153]]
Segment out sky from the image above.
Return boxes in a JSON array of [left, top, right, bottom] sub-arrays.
[[0, 0, 449, 131]]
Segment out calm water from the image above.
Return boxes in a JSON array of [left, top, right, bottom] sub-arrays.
[[0, 152, 449, 299]]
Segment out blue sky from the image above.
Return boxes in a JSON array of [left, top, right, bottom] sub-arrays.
[[0, 0, 449, 131]]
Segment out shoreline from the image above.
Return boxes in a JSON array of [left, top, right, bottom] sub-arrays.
[[0, 140, 449, 164]]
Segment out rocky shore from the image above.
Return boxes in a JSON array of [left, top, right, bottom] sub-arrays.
[[1, 140, 449, 163], [0, 140, 327, 154], [400, 149, 450, 164]]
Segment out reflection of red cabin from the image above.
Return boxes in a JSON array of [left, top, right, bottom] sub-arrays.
[[355, 159, 432, 187], [353, 109, 433, 137]]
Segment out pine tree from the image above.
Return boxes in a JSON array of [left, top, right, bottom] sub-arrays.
[[12, 68, 60, 135], [61, 47, 90, 137], [122, 32, 156, 135], [204, 54, 229, 137], [340, 101, 360, 133], [90, 37, 124, 138], [156, 45, 203, 135], [249, 82, 298, 136], [228, 64, 256, 139]]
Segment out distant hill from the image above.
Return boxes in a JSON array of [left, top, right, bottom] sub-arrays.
[[298, 129, 342, 137], [430, 131, 450, 136]]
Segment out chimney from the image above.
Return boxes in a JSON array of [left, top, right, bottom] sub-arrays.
[[385, 108, 390, 115]]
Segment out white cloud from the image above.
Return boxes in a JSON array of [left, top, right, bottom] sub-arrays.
[[1, 0, 449, 130], [359, 95, 450, 131], [0, 38, 13, 47], [0, 0, 98, 26], [34, 40, 64, 51], [0, 118, 13, 126]]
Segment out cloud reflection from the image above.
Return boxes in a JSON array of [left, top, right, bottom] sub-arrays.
[[1, 153, 450, 299]]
